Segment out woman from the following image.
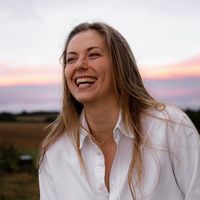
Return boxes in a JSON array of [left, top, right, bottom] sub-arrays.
[[39, 22, 200, 200]]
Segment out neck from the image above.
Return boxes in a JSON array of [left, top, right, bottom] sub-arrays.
[[84, 100, 119, 140]]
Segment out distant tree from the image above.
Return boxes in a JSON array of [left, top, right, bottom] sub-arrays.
[[0, 143, 19, 173], [185, 109, 200, 133], [16, 111, 59, 116], [17, 111, 28, 116], [0, 113, 16, 122]]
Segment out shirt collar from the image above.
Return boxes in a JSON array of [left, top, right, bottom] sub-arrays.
[[79, 111, 90, 149], [114, 110, 135, 139], [79, 109, 134, 149]]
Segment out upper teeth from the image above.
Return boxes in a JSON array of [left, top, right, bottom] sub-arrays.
[[76, 77, 96, 86]]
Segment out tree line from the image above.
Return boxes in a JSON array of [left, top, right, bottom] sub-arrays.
[[0, 110, 199, 133]]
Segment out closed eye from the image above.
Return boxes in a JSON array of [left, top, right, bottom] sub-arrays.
[[66, 57, 76, 64], [88, 53, 101, 59]]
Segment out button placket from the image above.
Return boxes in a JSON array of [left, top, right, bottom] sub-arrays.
[[110, 176, 117, 185], [93, 144, 107, 195], [97, 151, 102, 156], [109, 131, 121, 199], [109, 175, 120, 200]]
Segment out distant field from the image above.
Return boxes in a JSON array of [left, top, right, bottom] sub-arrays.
[[0, 122, 48, 150]]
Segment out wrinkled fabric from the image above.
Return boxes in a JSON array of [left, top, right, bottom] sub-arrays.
[[39, 105, 200, 200]]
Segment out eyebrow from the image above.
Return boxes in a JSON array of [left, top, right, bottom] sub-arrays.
[[67, 46, 102, 55]]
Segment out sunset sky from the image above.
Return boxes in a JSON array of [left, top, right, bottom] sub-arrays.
[[0, 0, 200, 112]]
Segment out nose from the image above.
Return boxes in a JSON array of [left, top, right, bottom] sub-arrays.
[[75, 57, 87, 70]]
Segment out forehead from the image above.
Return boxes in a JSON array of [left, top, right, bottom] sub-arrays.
[[67, 30, 106, 52]]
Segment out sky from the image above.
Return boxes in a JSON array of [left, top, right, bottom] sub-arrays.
[[0, 0, 200, 112]]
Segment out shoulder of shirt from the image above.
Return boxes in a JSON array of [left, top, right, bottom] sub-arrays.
[[142, 104, 197, 133], [143, 104, 187, 123], [45, 132, 73, 158]]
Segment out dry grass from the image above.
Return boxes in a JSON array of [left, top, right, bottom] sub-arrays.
[[0, 172, 39, 200], [0, 122, 49, 150]]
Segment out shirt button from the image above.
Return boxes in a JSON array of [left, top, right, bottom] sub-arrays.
[[97, 151, 101, 156], [111, 177, 116, 185], [98, 186, 104, 191]]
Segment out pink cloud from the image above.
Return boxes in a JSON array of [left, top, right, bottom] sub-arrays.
[[0, 64, 61, 75], [0, 76, 199, 112], [0, 63, 62, 86], [168, 54, 200, 68], [141, 54, 200, 80], [1, 54, 200, 86]]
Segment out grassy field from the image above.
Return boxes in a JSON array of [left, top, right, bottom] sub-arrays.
[[0, 172, 39, 200], [0, 122, 48, 150], [0, 121, 49, 200]]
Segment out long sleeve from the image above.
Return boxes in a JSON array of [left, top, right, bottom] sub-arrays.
[[39, 154, 58, 200], [169, 114, 200, 199]]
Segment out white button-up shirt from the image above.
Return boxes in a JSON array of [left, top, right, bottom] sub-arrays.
[[39, 105, 200, 200]]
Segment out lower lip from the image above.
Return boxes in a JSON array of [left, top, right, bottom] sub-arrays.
[[77, 82, 96, 90]]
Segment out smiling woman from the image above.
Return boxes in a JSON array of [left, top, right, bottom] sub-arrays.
[[38, 22, 200, 200]]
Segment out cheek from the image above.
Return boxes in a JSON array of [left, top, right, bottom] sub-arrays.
[[64, 68, 75, 96], [103, 64, 114, 82], [64, 67, 72, 84]]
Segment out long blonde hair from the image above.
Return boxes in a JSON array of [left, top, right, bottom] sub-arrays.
[[39, 22, 164, 199]]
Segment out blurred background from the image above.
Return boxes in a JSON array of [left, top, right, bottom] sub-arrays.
[[0, 0, 199, 199]]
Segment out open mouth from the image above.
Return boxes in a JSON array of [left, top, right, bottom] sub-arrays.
[[75, 77, 97, 87]]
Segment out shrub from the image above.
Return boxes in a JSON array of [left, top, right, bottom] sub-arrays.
[[0, 143, 19, 173]]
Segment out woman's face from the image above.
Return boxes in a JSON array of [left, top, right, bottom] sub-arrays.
[[65, 30, 116, 106]]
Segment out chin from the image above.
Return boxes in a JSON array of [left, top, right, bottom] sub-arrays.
[[75, 95, 97, 105]]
